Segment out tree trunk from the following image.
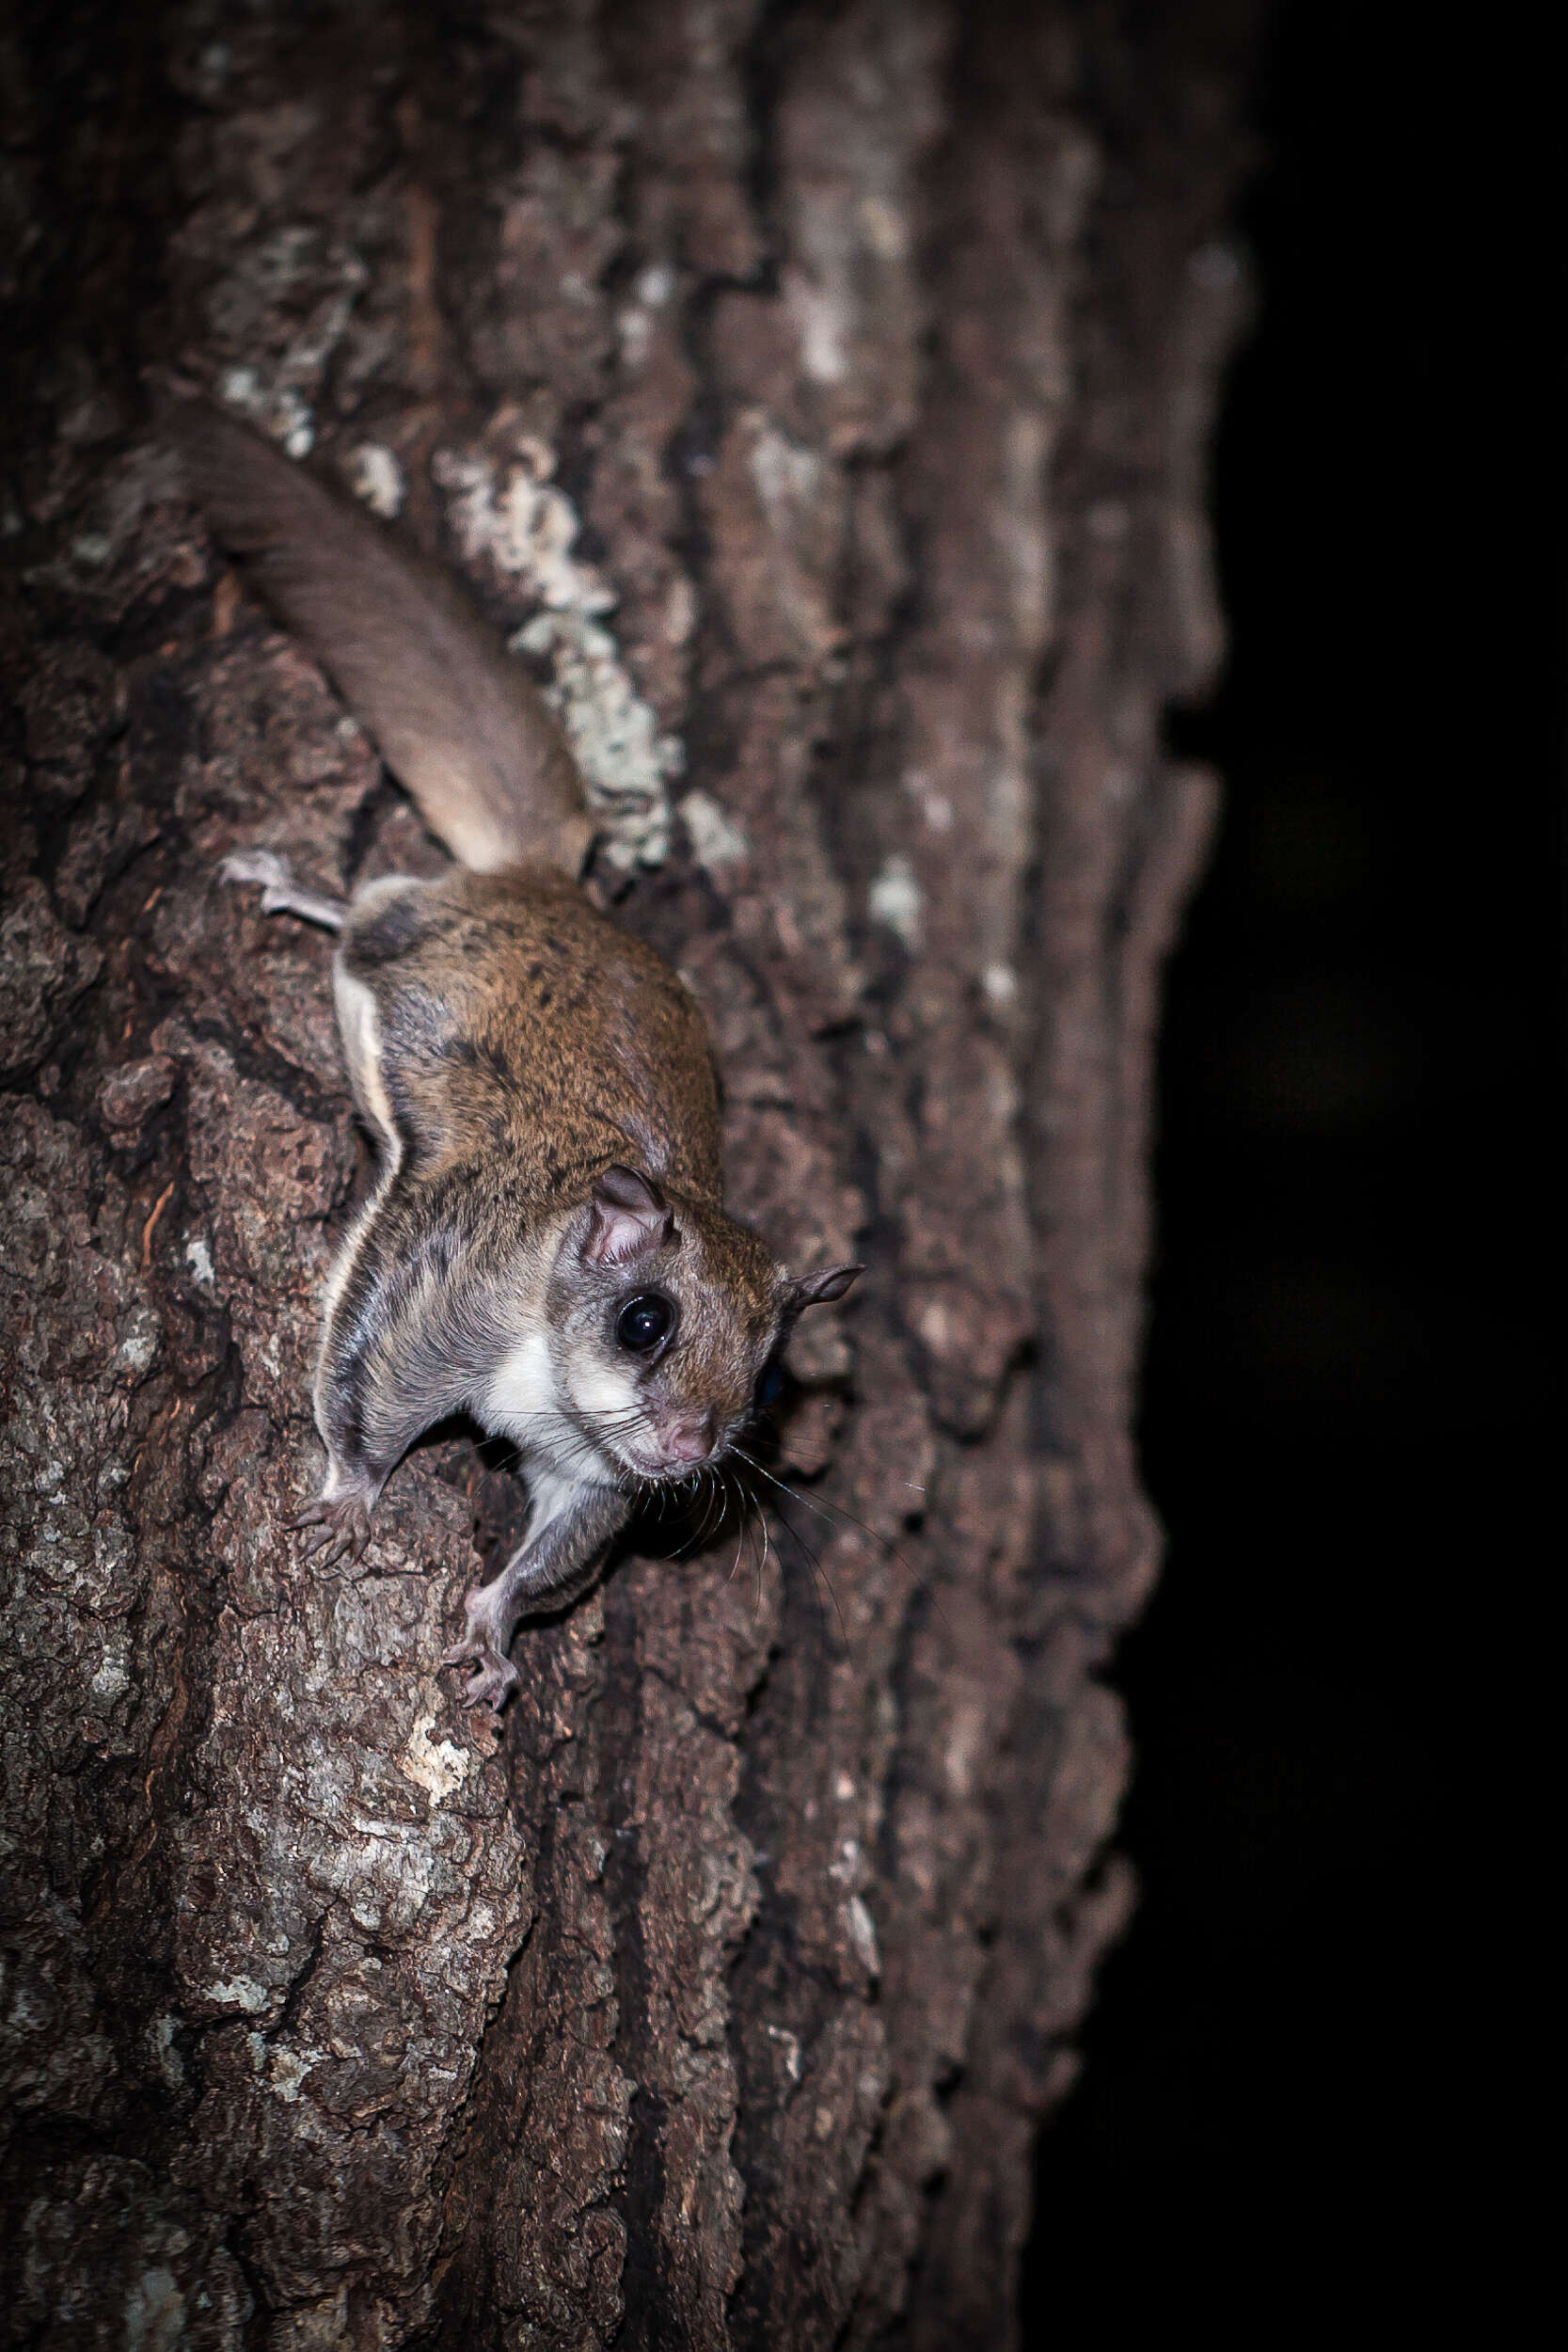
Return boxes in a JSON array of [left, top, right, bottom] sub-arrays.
[[0, 4, 1258, 2344]]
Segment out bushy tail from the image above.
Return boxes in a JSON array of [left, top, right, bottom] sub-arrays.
[[170, 399, 591, 877]]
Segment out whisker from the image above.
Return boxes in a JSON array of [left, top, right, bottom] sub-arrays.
[[734, 1484, 765, 1617], [756, 1493, 770, 1615], [695, 1470, 726, 1551], [730, 1446, 895, 1557], [679, 1467, 728, 1561], [474, 1412, 917, 1634], [729, 1442, 949, 1635], [732, 1444, 958, 1650], [669, 1484, 717, 1560], [727, 1511, 748, 1585], [768, 1497, 850, 1655]]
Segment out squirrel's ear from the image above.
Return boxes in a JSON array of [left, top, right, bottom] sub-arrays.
[[786, 1263, 863, 1311], [582, 1166, 673, 1266]]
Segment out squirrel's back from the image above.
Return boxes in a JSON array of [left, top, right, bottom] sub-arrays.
[[341, 866, 724, 1200]]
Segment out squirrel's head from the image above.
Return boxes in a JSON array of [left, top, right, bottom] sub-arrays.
[[546, 1165, 859, 1484]]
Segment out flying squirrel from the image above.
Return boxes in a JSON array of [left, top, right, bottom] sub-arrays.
[[173, 400, 860, 1710]]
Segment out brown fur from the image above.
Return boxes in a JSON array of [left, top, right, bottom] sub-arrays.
[[344, 866, 724, 1200], [171, 399, 590, 874], [179, 395, 859, 1708]]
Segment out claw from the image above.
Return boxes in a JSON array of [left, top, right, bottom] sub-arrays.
[[220, 848, 347, 931], [441, 1640, 519, 1712], [470, 1659, 518, 1710], [290, 1492, 372, 1567], [220, 848, 293, 893], [442, 1590, 519, 1711]]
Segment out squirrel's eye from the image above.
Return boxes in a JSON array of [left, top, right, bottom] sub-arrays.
[[755, 1359, 784, 1409], [616, 1293, 676, 1354]]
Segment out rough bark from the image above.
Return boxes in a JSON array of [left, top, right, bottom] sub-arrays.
[[0, 4, 1256, 2345]]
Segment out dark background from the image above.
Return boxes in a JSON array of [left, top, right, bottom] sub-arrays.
[[1023, 2, 1560, 2324]]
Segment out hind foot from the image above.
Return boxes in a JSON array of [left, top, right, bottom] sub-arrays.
[[221, 849, 346, 932], [291, 1489, 373, 1568]]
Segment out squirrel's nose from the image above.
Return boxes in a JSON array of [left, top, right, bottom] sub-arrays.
[[663, 1409, 717, 1465]]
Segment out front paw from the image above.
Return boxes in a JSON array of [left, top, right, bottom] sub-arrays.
[[451, 1650, 519, 1711], [290, 1490, 372, 1568], [220, 848, 293, 902], [442, 1594, 519, 1711]]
